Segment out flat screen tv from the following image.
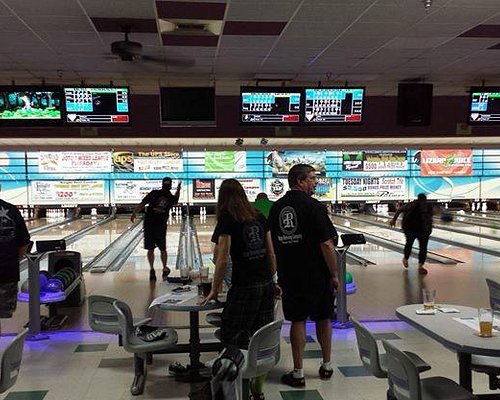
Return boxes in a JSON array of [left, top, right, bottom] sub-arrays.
[[64, 87, 130, 124], [0, 86, 63, 125], [303, 87, 364, 124], [240, 87, 302, 125], [468, 87, 500, 124], [160, 87, 215, 126]]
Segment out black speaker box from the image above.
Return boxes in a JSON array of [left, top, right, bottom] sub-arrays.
[[397, 83, 433, 126]]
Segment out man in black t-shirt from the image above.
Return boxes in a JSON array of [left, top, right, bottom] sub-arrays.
[[390, 193, 434, 275], [131, 177, 180, 281], [268, 164, 339, 387], [0, 198, 30, 335]]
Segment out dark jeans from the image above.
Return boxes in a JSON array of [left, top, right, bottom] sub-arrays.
[[403, 232, 430, 265]]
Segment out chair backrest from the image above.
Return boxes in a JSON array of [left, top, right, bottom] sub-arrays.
[[486, 279, 500, 313], [244, 319, 283, 378], [88, 295, 122, 334], [0, 329, 29, 393], [352, 318, 387, 378], [382, 340, 421, 400], [113, 300, 138, 353]]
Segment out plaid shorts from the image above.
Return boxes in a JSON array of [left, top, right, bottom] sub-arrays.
[[221, 280, 275, 349], [0, 282, 18, 318]]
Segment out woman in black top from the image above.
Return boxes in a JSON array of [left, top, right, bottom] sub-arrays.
[[203, 179, 280, 399]]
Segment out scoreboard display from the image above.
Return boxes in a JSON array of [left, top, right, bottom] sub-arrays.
[[241, 87, 302, 124], [304, 88, 364, 124], [64, 87, 130, 124]]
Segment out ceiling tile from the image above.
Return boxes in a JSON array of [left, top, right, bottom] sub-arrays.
[[225, 2, 300, 21], [26, 16, 95, 33], [0, 16, 28, 32], [156, 1, 226, 20], [91, 18, 158, 33], [3, 0, 84, 16], [162, 34, 219, 46], [223, 21, 286, 36], [459, 24, 500, 38], [81, 0, 157, 19]]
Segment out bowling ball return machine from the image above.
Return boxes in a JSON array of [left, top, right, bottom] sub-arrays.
[[332, 233, 366, 329], [20, 240, 85, 341]]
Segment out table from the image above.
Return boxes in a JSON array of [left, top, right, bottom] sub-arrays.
[[151, 290, 224, 382], [396, 304, 500, 398]]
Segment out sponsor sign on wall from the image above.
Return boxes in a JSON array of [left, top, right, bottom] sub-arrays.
[[205, 151, 246, 172], [420, 149, 473, 176], [313, 177, 335, 200], [39, 152, 112, 173], [342, 150, 407, 171], [112, 151, 183, 173], [339, 177, 406, 200], [113, 180, 162, 203], [192, 179, 215, 200], [30, 180, 106, 204], [215, 178, 260, 201], [266, 150, 326, 177]]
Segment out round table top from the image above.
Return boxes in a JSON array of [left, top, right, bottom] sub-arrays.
[[150, 287, 225, 312]]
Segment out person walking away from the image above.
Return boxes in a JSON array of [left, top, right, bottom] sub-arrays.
[[0, 197, 30, 335], [131, 177, 181, 281], [252, 192, 274, 219], [202, 179, 280, 400], [390, 193, 433, 275], [268, 164, 339, 387]]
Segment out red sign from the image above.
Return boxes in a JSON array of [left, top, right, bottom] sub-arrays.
[[421, 149, 473, 176]]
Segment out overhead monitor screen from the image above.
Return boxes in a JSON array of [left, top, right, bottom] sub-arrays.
[[304, 87, 364, 124], [468, 87, 500, 124], [160, 87, 215, 126], [0, 86, 63, 125], [241, 87, 302, 124], [64, 87, 130, 124]]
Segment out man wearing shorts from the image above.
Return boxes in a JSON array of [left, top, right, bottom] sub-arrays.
[[268, 164, 339, 387], [131, 177, 180, 281], [0, 198, 30, 335]]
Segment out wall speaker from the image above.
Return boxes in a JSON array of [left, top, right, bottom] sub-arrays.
[[397, 83, 433, 126]]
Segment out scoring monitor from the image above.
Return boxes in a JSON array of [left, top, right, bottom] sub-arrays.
[[469, 87, 500, 124], [304, 88, 364, 124], [241, 87, 302, 124], [64, 87, 130, 124]]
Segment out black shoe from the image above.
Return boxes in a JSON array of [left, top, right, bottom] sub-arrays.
[[162, 268, 171, 281], [319, 365, 333, 380], [281, 371, 305, 388], [149, 270, 157, 281]]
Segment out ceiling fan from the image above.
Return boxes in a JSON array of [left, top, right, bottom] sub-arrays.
[[109, 26, 195, 68]]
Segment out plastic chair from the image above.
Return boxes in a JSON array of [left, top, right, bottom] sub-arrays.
[[470, 278, 500, 390], [352, 319, 431, 379], [382, 340, 476, 400], [239, 319, 283, 399], [113, 300, 178, 396], [88, 295, 151, 345], [0, 328, 29, 393]]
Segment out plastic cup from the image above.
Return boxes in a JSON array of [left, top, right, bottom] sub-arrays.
[[180, 267, 189, 279], [478, 308, 493, 337], [199, 267, 209, 279], [422, 289, 436, 310], [201, 281, 212, 297]]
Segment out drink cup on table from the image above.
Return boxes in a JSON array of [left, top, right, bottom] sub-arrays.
[[180, 267, 189, 279], [422, 289, 436, 310], [201, 281, 212, 298], [199, 267, 209, 280], [478, 308, 493, 337]]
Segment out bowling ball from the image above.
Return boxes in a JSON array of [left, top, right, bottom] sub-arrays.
[[346, 271, 353, 284], [20, 272, 52, 293], [441, 213, 453, 223], [45, 278, 64, 293]]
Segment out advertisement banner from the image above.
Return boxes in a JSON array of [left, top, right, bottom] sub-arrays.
[[339, 177, 406, 200], [205, 151, 246, 172], [192, 179, 216, 200], [39, 152, 112, 173], [265, 178, 289, 201], [410, 177, 480, 200], [266, 150, 326, 177], [134, 151, 183, 173], [420, 149, 473, 176], [313, 177, 335, 201], [342, 150, 407, 171], [112, 151, 134, 172], [113, 180, 162, 203], [30, 180, 106, 204], [215, 178, 260, 201]]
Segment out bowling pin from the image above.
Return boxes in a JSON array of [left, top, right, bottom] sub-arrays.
[[482, 202, 487, 211], [445, 203, 448, 209]]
